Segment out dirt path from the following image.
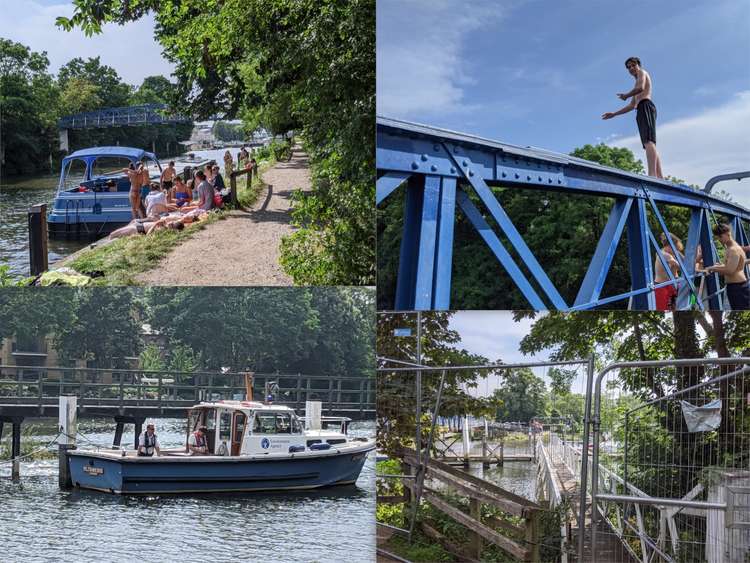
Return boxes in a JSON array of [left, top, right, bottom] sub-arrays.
[[135, 148, 310, 286]]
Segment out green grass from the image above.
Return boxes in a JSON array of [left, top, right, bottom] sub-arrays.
[[64, 156, 277, 285], [67, 212, 224, 285]]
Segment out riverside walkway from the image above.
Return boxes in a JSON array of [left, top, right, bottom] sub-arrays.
[[136, 147, 311, 285]]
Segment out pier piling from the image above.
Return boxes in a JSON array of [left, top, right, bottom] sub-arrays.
[[58, 396, 77, 489], [28, 204, 49, 276], [11, 419, 22, 482]]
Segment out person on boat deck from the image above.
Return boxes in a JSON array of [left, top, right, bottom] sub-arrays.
[[195, 170, 215, 211], [138, 423, 161, 457], [211, 165, 226, 191], [172, 177, 192, 207], [139, 163, 151, 218], [188, 425, 209, 455], [122, 162, 144, 219], [161, 160, 177, 193]]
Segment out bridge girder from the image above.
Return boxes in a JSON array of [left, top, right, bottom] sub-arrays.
[[377, 116, 750, 311]]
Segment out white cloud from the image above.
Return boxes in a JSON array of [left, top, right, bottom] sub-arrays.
[[609, 91, 750, 208], [376, 0, 517, 118], [4, 1, 175, 86]]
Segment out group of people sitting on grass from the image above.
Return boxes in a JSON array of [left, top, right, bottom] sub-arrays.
[[115, 161, 238, 240]]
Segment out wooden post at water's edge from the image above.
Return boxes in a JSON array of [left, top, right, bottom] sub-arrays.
[[58, 396, 77, 489], [28, 203, 48, 276], [11, 418, 22, 482]]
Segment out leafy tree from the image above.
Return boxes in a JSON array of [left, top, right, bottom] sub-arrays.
[[57, 0, 375, 285], [139, 343, 165, 371], [492, 368, 547, 422], [131, 75, 173, 105], [0, 38, 60, 175], [58, 77, 101, 115], [57, 56, 131, 108]]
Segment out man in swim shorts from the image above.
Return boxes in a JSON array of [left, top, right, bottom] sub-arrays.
[[705, 223, 750, 310], [602, 57, 663, 179], [161, 160, 177, 192]]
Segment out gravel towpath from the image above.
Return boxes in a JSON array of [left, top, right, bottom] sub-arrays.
[[135, 148, 310, 286]]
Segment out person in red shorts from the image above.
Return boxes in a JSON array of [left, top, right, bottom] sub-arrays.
[[654, 232, 683, 310]]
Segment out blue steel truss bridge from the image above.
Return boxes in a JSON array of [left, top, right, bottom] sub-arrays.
[[57, 103, 191, 130], [377, 116, 750, 311], [57, 104, 192, 152]]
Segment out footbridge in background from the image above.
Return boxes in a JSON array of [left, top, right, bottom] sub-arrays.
[[376, 116, 750, 311]]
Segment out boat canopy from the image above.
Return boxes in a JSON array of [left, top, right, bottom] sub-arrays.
[[63, 146, 157, 162]]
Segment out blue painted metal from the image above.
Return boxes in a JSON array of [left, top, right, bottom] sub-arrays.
[[48, 146, 161, 238], [377, 116, 750, 310], [67, 447, 372, 494], [58, 104, 191, 130]]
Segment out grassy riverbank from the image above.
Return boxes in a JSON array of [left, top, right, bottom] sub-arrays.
[[63, 157, 275, 285]]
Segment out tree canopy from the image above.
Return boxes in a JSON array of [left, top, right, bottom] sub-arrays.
[[57, 0, 376, 285]]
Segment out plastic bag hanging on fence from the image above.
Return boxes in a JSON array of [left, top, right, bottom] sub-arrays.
[[680, 399, 722, 432]]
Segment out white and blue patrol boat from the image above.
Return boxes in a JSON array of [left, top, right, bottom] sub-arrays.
[[48, 147, 161, 238], [67, 400, 374, 495]]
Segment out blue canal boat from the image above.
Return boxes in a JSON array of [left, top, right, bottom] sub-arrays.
[[48, 147, 162, 239], [67, 400, 375, 494]]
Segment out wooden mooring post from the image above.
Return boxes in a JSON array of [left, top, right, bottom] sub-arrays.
[[28, 203, 48, 276], [11, 418, 22, 481], [58, 396, 77, 489]]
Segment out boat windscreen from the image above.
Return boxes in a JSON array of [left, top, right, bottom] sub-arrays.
[[91, 156, 133, 178], [62, 158, 87, 190]]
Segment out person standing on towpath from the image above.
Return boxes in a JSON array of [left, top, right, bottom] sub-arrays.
[[602, 56, 664, 179]]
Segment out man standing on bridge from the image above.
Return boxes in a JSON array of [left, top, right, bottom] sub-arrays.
[[602, 57, 664, 179]]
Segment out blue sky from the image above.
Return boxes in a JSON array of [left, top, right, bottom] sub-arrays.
[[378, 0, 750, 199], [3, 0, 173, 85]]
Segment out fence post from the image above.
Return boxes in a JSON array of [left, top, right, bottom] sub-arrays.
[[58, 396, 77, 489], [525, 510, 540, 562], [230, 172, 238, 206], [470, 497, 483, 559]]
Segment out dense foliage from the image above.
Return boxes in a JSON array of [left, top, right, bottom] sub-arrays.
[[58, 0, 376, 285], [378, 144, 704, 309], [0, 38, 191, 178], [0, 287, 374, 376]]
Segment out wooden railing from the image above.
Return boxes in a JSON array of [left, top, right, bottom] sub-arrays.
[[0, 365, 374, 416], [401, 448, 542, 561]]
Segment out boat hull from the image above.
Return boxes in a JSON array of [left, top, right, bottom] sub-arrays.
[[48, 192, 134, 239], [68, 445, 373, 495]]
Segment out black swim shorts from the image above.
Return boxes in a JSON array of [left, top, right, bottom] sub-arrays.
[[726, 281, 750, 310], [636, 99, 657, 148], [163, 180, 173, 189]]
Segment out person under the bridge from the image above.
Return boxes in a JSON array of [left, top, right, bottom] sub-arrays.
[[602, 57, 664, 179], [704, 223, 750, 310], [138, 423, 161, 457], [654, 232, 683, 310]]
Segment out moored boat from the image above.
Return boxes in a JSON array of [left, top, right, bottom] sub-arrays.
[[67, 399, 374, 495], [48, 147, 161, 239]]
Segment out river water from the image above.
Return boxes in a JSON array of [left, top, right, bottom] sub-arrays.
[[0, 418, 375, 563], [0, 148, 242, 279]]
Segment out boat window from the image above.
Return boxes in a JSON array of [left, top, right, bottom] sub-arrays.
[[64, 159, 87, 190], [253, 412, 292, 434], [91, 156, 133, 178], [219, 411, 232, 442], [203, 409, 216, 431]]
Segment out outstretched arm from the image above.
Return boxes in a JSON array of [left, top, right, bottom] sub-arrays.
[[602, 99, 636, 120]]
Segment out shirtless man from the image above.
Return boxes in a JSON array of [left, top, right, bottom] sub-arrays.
[[653, 232, 683, 310], [161, 161, 177, 194], [705, 223, 750, 310], [122, 163, 144, 219], [602, 57, 663, 178]]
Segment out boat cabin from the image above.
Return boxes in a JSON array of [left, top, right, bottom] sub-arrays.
[[186, 401, 351, 456], [57, 147, 161, 194]]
